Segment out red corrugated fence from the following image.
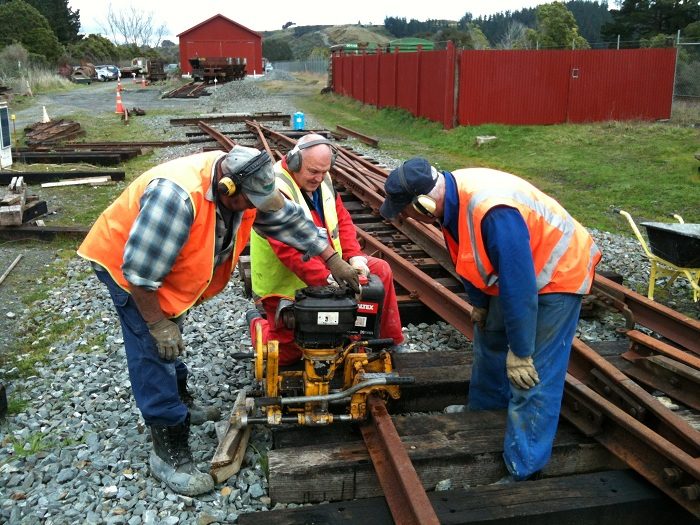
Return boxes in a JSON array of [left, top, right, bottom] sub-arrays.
[[331, 46, 676, 128]]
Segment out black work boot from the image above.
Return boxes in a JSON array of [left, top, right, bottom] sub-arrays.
[[177, 377, 220, 425], [149, 414, 215, 496]]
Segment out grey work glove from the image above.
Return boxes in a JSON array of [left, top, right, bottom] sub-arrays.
[[324, 252, 360, 293], [506, 350, 540, 390], [147, 318, 184, 361], [470, 306, 488, 330]]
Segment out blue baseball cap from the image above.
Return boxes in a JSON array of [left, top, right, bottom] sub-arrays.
[[380, 157, 437, 219]]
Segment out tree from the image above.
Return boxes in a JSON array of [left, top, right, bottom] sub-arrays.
[[602, 0, 700, 43], [67, 34, 118, 63], [10, 0, 81, 44], [262, 39, 293, 61], [524, 2, 590, 49], [100, 4, 167, 48], [0, 0, 63, 62], [498, 21, 529, 48]]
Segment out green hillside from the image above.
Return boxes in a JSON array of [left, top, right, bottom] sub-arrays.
[[262, 24, 392, 60]]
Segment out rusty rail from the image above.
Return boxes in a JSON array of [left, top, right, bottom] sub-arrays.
[[360, 396, 440, 525], [247, 121, 700, 517]]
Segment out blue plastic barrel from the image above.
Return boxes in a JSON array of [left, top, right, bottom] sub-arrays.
[[293, 111, 305, 130]]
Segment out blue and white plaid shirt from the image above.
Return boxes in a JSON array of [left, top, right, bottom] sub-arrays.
[[121, 176, 327, 291]]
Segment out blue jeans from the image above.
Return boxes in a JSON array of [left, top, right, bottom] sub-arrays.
[[95, 270, 189, 426], [468, 293, 582, 480]]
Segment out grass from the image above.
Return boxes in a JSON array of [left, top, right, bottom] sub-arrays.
[[292, 78, 700, 233]]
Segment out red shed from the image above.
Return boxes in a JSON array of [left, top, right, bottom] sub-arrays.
[[177, 14, 262, 76]]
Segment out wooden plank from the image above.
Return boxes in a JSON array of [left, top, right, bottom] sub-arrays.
[[0, 205, 22, 226], [41, 176, 113, 188], [0, 171, 125, 184], [241, 470, 696, 525], [0, 254, 22, 286], [268, 411, 618, 503], [0, 225, 88, 241]]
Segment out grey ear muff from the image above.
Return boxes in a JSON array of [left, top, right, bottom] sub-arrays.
[[218, 151, 271, 197], [285, 138, 337, 172]]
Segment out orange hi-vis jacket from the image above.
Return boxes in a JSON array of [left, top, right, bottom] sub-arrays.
[[78, 151, 256, 318], [443, 168, 601, 296]]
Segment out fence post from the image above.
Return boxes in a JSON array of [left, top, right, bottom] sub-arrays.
[[416, 45, 422, 117], [393, 46, 399, 107], [443, 40, 457, 129], [376, 48, 382, 110]]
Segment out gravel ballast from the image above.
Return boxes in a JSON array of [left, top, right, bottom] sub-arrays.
[[1, 75, 698, 524]]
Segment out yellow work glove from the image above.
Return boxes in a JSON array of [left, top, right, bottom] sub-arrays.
[[470, 306, 488, 330], [147, 318, 185, 361], [349, 256, 370, 276], [506, 350, 540, 390], [324, 252, 360, 293]]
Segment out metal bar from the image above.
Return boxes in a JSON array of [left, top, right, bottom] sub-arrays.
[[625, 329, 700, 371], [336, 125, 379, 147], [360, 395, 440, 525]]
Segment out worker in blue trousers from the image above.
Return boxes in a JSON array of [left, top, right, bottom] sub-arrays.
[[380, 158, 601, 482]]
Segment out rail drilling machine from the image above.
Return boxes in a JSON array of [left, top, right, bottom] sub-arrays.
[[232, 275, 413, 428]]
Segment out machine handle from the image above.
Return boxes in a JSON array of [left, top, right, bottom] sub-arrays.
[[388, 376, 415, 385], [365, 338, 395, 348]]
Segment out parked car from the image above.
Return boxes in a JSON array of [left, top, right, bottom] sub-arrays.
[[164, 63, 179, 76], [95, 65, 120, 81]]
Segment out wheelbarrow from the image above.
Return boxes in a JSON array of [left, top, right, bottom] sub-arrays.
[[618, 210, 700, 302]]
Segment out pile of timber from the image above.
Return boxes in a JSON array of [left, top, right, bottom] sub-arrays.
[[0, 176, 47, 226], [24, 119, 84, 146]]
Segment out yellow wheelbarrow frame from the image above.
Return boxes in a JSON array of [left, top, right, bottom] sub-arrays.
[[618, 210, 700, 302]]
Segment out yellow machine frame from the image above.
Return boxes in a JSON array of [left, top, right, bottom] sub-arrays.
[[252, 321, 401, 426]]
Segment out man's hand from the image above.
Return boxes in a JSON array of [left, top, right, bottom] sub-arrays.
[[506, 350, 540, 389], [324, 252, 360, 293], [470, 306, 488, 330], [349, 256, 370, 276], [147, 318, 185, 361]]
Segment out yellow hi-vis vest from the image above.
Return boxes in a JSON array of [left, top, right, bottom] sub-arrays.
[[443, 168, 601, 295], [78, 151, 256, 317], [251, 161, 341, 299]]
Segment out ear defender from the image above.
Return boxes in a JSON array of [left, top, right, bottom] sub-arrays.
[[285, 138, 337, 172], [217, 150, 271, 197], [218, 176, 238, 197], [413, 194, 437, 217]]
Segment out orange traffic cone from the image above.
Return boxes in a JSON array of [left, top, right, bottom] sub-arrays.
[[141, 74, 146, 87], [115, 90, 124, 114], [117, 77, 122, 92]]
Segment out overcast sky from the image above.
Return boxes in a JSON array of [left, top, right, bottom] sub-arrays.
[[68, 1, 549, 41]]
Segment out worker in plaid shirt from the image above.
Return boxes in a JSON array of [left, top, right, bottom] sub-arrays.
[[78, 146, 359, 496]]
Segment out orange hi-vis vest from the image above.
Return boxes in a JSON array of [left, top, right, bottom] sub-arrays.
[[78, 151, 256, 317], [443, 168, 601, 296]]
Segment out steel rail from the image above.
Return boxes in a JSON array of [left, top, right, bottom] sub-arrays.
[[196, 121, 236, 151], [593, 275, 700, 355], [563, 374, 700, 516], [360, 395, 440, 525]]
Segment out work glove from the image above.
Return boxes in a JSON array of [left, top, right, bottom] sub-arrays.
[[324, 252, 360, 293], [147, 318, 185, 361], [470, 306, 488, 330], [506, 350, 540, 390], [349, 256, 370, 277], [326, 274, 340, 287]]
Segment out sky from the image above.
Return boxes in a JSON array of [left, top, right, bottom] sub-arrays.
[[68, 1, 547, 42]]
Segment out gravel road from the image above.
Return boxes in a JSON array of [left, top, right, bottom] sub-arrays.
[[0, 73, 698, 524]]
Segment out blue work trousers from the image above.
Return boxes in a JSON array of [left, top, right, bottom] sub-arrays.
[[95, 270, 189, 426], [468, 293, 582, 480]]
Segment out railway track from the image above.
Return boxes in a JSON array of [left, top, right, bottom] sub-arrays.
[[196, 120, 700, 522]]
